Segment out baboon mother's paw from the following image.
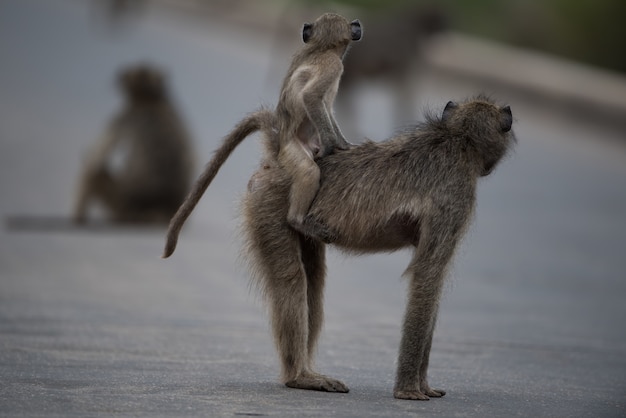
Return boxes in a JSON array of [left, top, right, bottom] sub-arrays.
[[423, 387, 446, 397], [285, 374, 349, 393], [393, 390, 431, 401]]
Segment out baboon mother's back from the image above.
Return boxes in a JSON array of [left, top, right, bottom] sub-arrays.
[[244, 135, 476, 253], [310, 137, 476, 252]]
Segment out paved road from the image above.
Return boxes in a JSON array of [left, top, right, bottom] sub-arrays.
[[1, 1, 625, 417]]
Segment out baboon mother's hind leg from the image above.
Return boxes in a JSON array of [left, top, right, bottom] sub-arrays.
[[244, 164, 346, 392], [253, 228, 347, 393], [265, 231, 348, 392], [300, 236, 326, 365], [287, 236, 348, 393]]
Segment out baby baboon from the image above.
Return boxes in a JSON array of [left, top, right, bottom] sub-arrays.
[[74, 64, 194, 224], [243, 97, 514, 398], [162, 13, 361, 257], [278, 13, 361, 238]]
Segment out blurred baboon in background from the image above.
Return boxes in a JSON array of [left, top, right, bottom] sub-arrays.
[[74, 64, 194, 224], [338, 4, 447, 135], [92, 0, 146, 24]]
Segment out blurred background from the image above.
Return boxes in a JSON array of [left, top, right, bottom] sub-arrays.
[[2, 0, 625, 218], [1, 0, 625, 416]]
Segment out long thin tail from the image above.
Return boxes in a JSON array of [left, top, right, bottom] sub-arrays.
[[162, 109, 274, 258]]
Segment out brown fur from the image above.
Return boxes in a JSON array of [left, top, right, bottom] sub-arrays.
[[243, 96, 514, 398], [74, 64, 194, 224], [277, 13, 361, 239], [162, 13, 361, 257]]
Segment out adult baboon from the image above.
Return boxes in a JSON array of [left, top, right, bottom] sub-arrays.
[[163, 13, 361, 257], [243, 96, 515, 399], [74, 64, 194, 224]]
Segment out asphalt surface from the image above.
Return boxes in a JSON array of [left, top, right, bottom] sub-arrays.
[[1, 1, 625, 417]]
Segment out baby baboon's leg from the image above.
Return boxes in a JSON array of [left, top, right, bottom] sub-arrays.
[[281, 144, 334, 242], [394, 221, 460, 400], [283, 144, 319, 225]]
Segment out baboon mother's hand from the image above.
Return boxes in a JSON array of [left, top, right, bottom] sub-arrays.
[[394, 386, 446, 401]]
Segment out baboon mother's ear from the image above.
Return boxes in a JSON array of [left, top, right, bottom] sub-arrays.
[[351, 19, 362, 41], [302, 22, 313, 43], [442, 101, 457, 121], [500, 105, 513, 132]]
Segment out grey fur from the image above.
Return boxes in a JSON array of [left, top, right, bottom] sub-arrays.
[[242, 96, 515, 398]]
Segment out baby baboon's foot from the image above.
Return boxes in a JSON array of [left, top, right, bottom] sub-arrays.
[[315, 143, 337, 159], [303, 215, 337, 243], [285, 372, 349, 393], [290, 216, 336, 243]]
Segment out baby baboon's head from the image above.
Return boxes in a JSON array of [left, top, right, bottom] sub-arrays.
[[302, 13, 362, 50], [118, 64, 167, 103], [441, 96, 515, 176]]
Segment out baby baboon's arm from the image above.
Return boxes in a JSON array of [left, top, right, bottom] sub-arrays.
[[329, 114, 351, 150], [299, 61, 346, 157]]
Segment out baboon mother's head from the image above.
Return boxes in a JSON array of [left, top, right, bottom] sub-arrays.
[[302, 13, 362, 50], [441, 96, 515, 176]]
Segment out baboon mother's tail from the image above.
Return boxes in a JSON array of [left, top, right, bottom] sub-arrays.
[[162, 109, 275, 258]]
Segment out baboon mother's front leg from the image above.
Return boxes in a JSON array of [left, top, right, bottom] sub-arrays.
[[393, 252, 447, 400]]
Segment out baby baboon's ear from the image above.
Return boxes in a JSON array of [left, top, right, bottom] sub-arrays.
[[351, 19, 362, 41], [500, 105, 513, 132], [442, 101, 457, 121], [302, 22, 313, 43]]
